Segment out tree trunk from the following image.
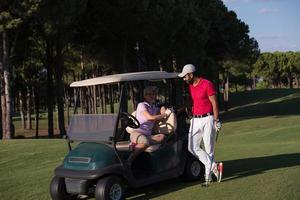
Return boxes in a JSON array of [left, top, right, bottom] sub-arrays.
[[109, 85, 114, 113], [0, 33, 2, 139], [121, 35, 128, 73], [72, 71, 76, 108], [80, 88, 84, 114], [26, 85, 32, 129], [101, 85, 106, 114], [214, 66, 221, 113], [2, 31, 13, 139], [252, 75, 256, 90], [223, 72, 229, 112], [295, 74, 299, 88], [46, 40, 54, 138], [1, 94, 5, 139], [130, 84, 137, 111], [0, 98, 2, 139], [135, 41, 147, 72], [0, 37, 5, 138], [3, 58, 13, 139], [55, 35, 66, 137], [93, 86, 97, 114], [172, 56, 177, 72], [32, 86, 39, 138], [89, 87, 93, 114], [18, 91, 26, 129], [66, 86, 70, 124], [87, 87, 91, 114], [287, 71, 293, 89]]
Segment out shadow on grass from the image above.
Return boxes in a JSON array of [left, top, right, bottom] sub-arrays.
[[14, 134, 62, 139], [222, 153, 300, 182], [125, 153, 300, 199], [126, 178, 202, 200], [221, 93, 300, 122], [227, 89, 300, 107]]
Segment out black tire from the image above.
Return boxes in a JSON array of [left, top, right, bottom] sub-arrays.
[[95, 176, 125, 200], [50, 176, 77, 200], [183, 156, 205, 181]]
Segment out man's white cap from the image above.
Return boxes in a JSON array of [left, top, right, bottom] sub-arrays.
[[178, 64, 196, 77]]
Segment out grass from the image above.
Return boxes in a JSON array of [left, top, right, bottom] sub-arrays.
[[0, 139, 67, 200], [1, 89, 300, 200], [126, 115, 300, 200]]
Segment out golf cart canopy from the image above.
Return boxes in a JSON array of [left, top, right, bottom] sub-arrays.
[[70, 71, 179, 87]]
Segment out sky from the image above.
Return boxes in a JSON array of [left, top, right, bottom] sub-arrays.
[[222, 0, 300, 52]]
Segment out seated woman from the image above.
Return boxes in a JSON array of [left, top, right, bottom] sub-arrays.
[[127, 86, 171, 166]]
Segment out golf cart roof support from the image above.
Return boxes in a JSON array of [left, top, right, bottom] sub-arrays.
[[112, 83, 127, 166]]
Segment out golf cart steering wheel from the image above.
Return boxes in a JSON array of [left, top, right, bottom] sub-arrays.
[[120, 112, 140, 129]]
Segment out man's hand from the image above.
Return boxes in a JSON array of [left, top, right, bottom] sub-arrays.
[[214, 119, 222, 132]]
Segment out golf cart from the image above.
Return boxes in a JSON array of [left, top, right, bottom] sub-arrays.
[[50, 71, 204, 200]]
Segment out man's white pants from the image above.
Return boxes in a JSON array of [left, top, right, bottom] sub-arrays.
[[188, 115, 216, 177]]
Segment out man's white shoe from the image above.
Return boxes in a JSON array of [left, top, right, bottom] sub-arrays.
[[212, 163, 220, 181], [218, 162, 223, 182]]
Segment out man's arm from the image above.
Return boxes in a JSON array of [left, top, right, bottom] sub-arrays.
[[208, 94, 219, 121]]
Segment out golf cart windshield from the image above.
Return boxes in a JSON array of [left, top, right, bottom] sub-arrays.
[[67, 114, 118, 142]]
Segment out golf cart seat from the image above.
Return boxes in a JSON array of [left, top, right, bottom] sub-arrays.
[[122, 110, 177, 152]]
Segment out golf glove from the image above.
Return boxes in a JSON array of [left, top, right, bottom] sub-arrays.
[[214, 120, 222, 132], [164, 109, 172, 118]]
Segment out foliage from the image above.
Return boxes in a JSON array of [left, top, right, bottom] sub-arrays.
[[0, 0, 269, 138], [253, 51, 300, 88], [0, 0, 41, 32]]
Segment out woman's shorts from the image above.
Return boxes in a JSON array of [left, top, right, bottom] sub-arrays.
[[130, 131, 155, 146]]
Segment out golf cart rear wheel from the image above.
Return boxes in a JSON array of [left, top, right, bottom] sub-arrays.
[[50, 176, 77, 200], [183, 156, 204, 181], [95, 176, 124, 200]]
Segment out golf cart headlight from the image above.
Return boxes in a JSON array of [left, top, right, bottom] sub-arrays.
[[68, 157, 91, 164]]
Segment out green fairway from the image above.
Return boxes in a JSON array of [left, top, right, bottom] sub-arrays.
[[1, 89, 300, 200]]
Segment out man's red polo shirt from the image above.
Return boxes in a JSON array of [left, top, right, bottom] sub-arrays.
[[189, 78, 216, 115]]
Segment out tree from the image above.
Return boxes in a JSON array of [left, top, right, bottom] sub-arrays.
[[0, 0, 261, 139], [290, 52, 300, 88], [252, 52, 300, 89], [0, 0, 41, 139], [37, 0, 88, 137]]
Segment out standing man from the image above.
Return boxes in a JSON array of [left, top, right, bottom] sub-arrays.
[[178, 64, 222, 186]]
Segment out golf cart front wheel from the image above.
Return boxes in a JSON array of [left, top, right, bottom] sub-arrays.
[[183, 156, 204, 181], [50, 176, 77, 200], [95, 176, 125, 200]]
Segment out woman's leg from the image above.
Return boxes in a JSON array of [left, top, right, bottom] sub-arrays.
[[127, 143, 148, 164], [150, 134, 165, 144], [127, 133, 149, 164]]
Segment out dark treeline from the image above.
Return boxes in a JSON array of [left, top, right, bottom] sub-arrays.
[[1, 0, 261, 139]]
